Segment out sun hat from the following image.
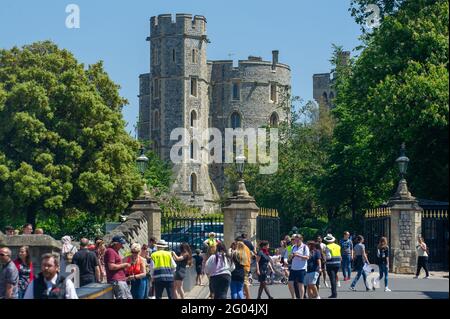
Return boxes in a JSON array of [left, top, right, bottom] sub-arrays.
[[323, 234, 336, 243], [156, 239, 169, 248], [131, 243, 141, 252]]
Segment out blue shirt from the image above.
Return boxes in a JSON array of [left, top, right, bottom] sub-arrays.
[[291, 244, 309, 271], [340, 239, 353, 256]]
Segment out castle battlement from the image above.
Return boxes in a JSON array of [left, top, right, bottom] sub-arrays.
[[150, 13, 206, 37]]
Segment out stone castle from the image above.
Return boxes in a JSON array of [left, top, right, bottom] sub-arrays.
[[138, 14, 291, 211]]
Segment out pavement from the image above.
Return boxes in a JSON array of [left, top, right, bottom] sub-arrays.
[[186, 272, 449, 299]]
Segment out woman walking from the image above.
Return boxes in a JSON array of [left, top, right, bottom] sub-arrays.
[[350, 235, 370, 291], [13, 246, 34, 299], [205, 242, 233, 299], [377, 237, 391, 291], [95, 239, 107, 283], [124, 243, 147, 299], [230, 241, 248, 299], [305, 241, 321, 299], [172, 243, 193, 299], [414, 236, 430, 279], [256, 240, 274, 299]]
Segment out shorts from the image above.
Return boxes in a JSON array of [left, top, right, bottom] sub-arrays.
[[196, 267, 202, 275], [111, 280, 133, 299], [258, 273, 267, 283], [288, 269, 306, 284], [304, 272, 320, 286], [174, 271, 186, 281]]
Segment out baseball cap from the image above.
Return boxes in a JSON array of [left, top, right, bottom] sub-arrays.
[[112, 235, 126, 245]]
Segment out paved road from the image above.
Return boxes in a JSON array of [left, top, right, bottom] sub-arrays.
[[248, 273, 449, 299]]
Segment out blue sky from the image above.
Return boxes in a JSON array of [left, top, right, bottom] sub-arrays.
[[0, 0, 361, 136]]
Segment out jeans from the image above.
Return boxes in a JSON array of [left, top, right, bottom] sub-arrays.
[[230, 280, 244, 299], [154, 280, 174, 299], [342, 255, 352, 279], [351, 261, 368, 289], [130, 278, 147, 299], [379, 264, 388, 287], [416, 256, 429, 277], [326, 265, 339, 297], [210, 274, 231, 299]]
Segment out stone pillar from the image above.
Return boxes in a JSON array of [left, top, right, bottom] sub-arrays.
[[222, 180, 259, 249], [129, 194, 162, 242], [388, 179, 423, 274]]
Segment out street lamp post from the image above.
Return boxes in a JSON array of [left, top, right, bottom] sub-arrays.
[[235, 154, 249, 198], [136, 146, 150, 197], [393, 143, 413, 200]]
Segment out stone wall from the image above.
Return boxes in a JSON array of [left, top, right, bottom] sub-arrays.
[[0, 232, 61, 267], [103, 211, 149, 253]]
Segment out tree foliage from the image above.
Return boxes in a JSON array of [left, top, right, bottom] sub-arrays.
[[0, 41, 142, 233]]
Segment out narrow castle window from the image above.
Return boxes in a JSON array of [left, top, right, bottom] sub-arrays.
[[322, 92, 328, 104], [154, 79, 160, 99], [191, 77, 198, 97], [270, 112, 279, 127], [231, 112, 241, 129], [190, 140, 198, 160], [190, 110, 197, 127], [270, 83, 277, 103], [153, 47, 159, 65], [172, 49, 176, 63], [190, 173, 197, 193], [232, 82, 240, 100], [192, 49, 198, 64], [154, 110, 160, 129]]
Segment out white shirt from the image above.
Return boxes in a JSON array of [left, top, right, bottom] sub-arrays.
[[23, 274, 78, 299]]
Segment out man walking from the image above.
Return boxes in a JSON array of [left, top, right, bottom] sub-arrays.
[[0, 247, 19, 299], [324, 234, 341, 298], [72, 238, 101, 286], [104, 236, 132, 299], [287, 234, 309, 299], [340, 231, 353, 281], [150, 239, 176, 299]]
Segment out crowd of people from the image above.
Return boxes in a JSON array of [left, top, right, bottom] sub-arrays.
[[0, 226, 432, 299]]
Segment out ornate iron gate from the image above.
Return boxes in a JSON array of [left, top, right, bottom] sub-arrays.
[[364, 208, 391, 267], [422, 209, 449, 270], [256, 208, 280, 250]]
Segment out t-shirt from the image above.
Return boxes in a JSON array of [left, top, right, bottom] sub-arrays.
[[291, 244, 309, 271], [354, 243, 365, 257], [0, 261, 19, 299], [377, 247, 389, 265], [257, 251, 271, 274], [193, 255, 203, 270], [104, 248, 126, 282], [72, 249, 99, 285], [340, 239, 353, 256], [307, 250, 322, 273]]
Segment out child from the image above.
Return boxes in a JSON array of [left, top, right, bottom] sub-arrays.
[[377, 237, 391, 292], [193, 249, 204, 286]]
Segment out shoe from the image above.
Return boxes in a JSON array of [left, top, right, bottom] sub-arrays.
[[349, 286, 356, 291], [337, 281, 341, 287], [423, 276, 429, 279], [149, 296, 156, 299], [316, 296, 321, 299], [385, 287, 391, 292], [413, 276, 419, 279], [372, 287, 376, 291], [328, 295, 337, 298], [366, 288, 371, 292]]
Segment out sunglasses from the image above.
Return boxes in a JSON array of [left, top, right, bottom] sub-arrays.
[[0, 253, 9, 257]]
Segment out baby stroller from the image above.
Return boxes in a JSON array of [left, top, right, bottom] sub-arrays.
[[267, 262, 288, 285]]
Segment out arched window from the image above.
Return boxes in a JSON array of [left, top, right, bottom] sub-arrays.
[[190, 110, 197, 127], [190, 173, 197, 193], [322, 92, 328, 104], [270, 112, 279, 127], [230, 112, 241, 129]]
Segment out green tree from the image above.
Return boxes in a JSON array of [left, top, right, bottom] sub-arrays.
[[324, 0, 449, 228], [0, 41, 143, 232]]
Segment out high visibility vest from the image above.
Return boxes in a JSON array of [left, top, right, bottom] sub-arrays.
[[326, 243, 341, 266], [151, 250, 174, 281]]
